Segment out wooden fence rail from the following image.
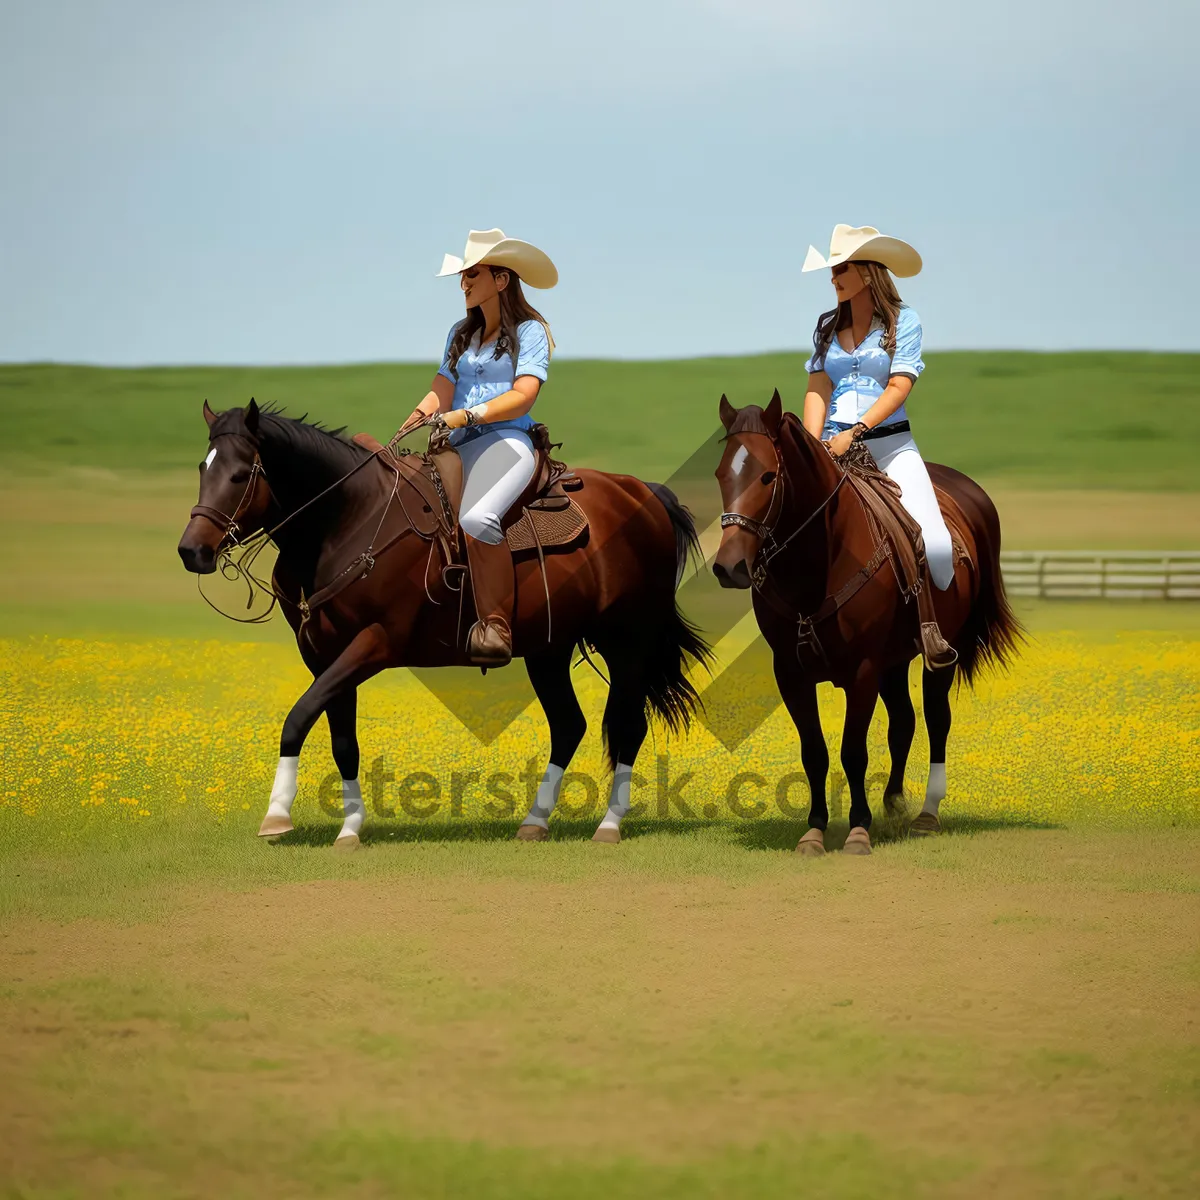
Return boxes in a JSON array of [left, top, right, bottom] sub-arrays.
[[998, 551, 1200, 600]]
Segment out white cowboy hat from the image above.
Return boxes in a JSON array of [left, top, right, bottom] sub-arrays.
[[436, 228, 559, 290], [801, 224, 922, 278]]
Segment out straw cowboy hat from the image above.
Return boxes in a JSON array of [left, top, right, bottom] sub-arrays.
[[436, 228, 559, 289], [801, 224, 922, 278]]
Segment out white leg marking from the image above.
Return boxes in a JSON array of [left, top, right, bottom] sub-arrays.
[[264, 756, 299, 821], [337, 778, 365, 841], [522, 764, 565, 829], [922, 762, 947, 817], [597, 763, 634, 833]]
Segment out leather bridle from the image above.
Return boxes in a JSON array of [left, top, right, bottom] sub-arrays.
[[189, 435, 270, 550], [719, 428, 906, 670], [186, 424, 427, 630], [719, 436, 847, 588]]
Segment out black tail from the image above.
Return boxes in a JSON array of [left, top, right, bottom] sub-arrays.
[[641, 482, 715, 733], [952, 481, 1025, 686], [647, 481, 704, 588]]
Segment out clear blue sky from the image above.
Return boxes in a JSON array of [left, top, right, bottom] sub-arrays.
[[1, 0, 1195, 364]]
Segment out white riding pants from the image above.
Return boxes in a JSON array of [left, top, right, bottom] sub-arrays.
[[455, 429, 538, 545], [865, 431, 955, 590]]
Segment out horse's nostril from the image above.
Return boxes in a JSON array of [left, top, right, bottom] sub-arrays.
[[714, 557, 751, 589], [178, 541, 217, 575]]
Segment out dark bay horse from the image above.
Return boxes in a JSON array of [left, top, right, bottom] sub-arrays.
[[713, 392, 1020, 855], [178, 400, 712, 846]]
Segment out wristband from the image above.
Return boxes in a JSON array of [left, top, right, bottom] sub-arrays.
[[850, 422, 870, 441]]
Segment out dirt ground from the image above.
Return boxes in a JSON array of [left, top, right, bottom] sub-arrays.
[[2, 826, 1197, 1198]]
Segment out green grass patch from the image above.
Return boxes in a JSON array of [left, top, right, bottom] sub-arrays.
[[3, 352, 1198, 489]]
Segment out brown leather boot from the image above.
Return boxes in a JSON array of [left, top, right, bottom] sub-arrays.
[[915, 568, 958, 672], [464, 533, 514, 667]]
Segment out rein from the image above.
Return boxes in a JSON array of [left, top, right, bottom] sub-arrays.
[[721, 431, 886, 667], [719, 443, 849, 587], [189, 449, 267, 547], [192, 420, 432, 625]]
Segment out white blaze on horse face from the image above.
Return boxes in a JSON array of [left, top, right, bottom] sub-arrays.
[[204, 448, 217, 470], [730, 445, 749, 477]]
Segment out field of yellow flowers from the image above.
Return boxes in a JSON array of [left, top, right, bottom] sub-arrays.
[[2, 631, 1198, 1200], [2, 632, 1196, 843]]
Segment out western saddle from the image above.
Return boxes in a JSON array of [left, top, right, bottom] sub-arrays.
[[351, 421, 589, 564], [828, 440, 972, 671]]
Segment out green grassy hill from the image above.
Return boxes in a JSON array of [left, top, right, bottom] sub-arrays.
[[2, 351, 1197, 489], [1, 353, 1197, 639]]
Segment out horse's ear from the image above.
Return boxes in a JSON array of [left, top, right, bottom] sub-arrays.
[[719, 394, 736, 430], [244, 397, 260, 436], [764, 388, 783, 433], [203, 400, 217, 428]]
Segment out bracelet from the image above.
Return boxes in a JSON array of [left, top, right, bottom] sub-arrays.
[[464, 407, 480, 427], [850, 422, 870, 441]]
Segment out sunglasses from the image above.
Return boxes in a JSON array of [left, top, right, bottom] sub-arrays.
[[460, 266, 509, 283], [831, 260, 882, 278]]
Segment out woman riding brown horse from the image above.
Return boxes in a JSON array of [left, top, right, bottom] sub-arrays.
[[397, 228, 562, 669], [178, 399, 711, 847], [713, 390, 1020, 855]]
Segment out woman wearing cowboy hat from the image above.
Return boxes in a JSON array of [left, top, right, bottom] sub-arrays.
[[801, 225, 956, 612], [395, 228, 558, 667]]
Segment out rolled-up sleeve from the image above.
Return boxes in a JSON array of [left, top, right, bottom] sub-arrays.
[[890, 307, 924, 379], [515, 320, 551, 382], [436, 324, 458, 383]]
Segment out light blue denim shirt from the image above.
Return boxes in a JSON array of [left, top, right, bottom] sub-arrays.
[[805, 305, 924, 433], [436, 318, 550, 447]]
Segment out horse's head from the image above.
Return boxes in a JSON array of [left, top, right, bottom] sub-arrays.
[[178, 399, 272, 574], [712, 390, 784, 589]]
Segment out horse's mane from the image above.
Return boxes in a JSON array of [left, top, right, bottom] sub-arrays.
[[210, 403, 370, 472]]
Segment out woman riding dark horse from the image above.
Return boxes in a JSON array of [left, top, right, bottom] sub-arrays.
[[714, 225, 1021, 856], [177, 229, 712, 847], [399, 228, 560, 668]]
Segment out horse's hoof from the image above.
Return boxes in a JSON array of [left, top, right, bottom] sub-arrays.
[[795, 828, 826, 856], [883, 790, 907, 816], [842, 827, 872, 855], [592, 826, 621, 844], [909, 812, 942, 837], [258, 813, 294, 838], [333, 832, 361, 851], [516, 824, 548, 842]]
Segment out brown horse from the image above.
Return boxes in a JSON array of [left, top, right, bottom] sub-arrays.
[[713, 392, 1021, 855], [178, 400, 712, 846]]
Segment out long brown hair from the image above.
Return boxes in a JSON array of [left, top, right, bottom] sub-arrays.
[[444, 267, 554, 380], [812, 260, 905, 365]]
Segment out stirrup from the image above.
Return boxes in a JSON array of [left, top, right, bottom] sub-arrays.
[[919, 622, 958, 671], [467, 618, 512, 667]]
